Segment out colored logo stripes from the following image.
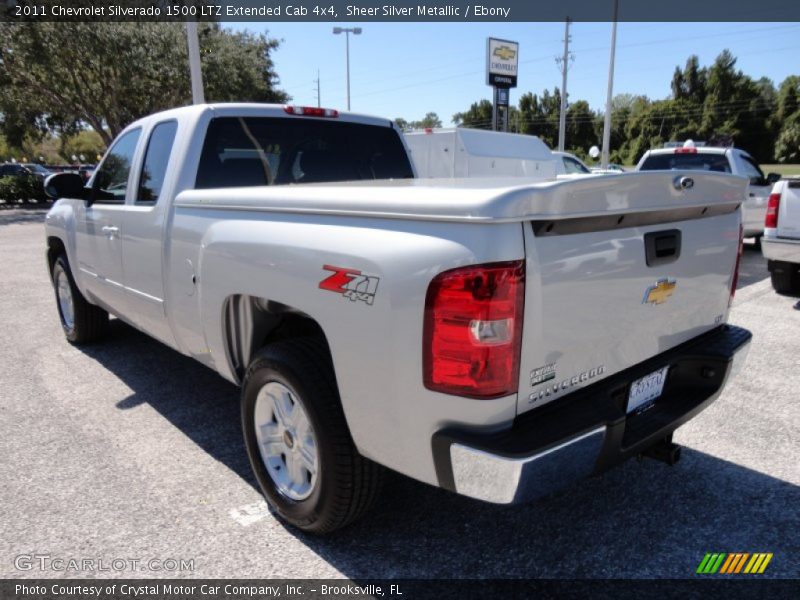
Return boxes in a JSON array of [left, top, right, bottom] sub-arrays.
[[696, 552, 773, 574]]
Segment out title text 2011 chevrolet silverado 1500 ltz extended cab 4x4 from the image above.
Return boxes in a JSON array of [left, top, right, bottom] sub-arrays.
[[44, 104, 751, 534]]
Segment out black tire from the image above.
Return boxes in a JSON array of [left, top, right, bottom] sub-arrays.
[[768, 261, 800, 294], [241, 338, 383, 534], [51, 254, 109, 344]]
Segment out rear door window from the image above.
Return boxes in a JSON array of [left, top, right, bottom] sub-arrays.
[[739, 155, 765, 186], [138, 120, 178, 204], [639, 153, 732, 173], [195, 117, 414, 189]]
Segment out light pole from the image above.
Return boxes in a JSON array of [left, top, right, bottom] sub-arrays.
[[600, 0, 619, 169], [186, 21, 205, 104], [332, 27, 362, 111]]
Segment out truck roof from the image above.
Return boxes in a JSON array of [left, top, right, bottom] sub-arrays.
[[123, 103, 396, 132], [645, 146, 731, 156]]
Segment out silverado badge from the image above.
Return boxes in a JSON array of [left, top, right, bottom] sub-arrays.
[[643, 278, 676, 306]]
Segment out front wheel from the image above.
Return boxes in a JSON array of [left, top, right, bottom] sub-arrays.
[[241, 338, 383, 534], [51, 254, 108, 344]]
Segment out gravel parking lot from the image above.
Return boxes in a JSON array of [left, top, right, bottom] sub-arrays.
[[1, 208, 798, 580]]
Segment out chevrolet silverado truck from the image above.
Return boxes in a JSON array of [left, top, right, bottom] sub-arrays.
[[44, 104, 751, 534], [762, 177, 800, 293]]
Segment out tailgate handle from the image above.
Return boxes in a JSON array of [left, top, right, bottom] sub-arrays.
[[644, 229, 681, 267]]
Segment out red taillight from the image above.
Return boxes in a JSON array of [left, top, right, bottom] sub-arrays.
[[765, 193, 781, 229], [674, 148, 698, 154], [423, 260, 525, 399], [730, 224, 743, 305], [283, 105, 339, 118]]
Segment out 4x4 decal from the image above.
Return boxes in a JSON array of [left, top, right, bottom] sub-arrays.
[[319, 265, 380, 306]]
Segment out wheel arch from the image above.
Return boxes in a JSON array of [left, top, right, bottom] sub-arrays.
[[222, 294, 333, 385], [46, 236, 67, 274]]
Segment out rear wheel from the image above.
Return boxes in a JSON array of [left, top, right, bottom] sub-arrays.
[[241, 338, 383, 534], [769, 260, 800, 294], [51, 255, 108, 343]]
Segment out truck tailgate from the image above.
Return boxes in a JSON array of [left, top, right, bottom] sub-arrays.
[[517, 177, 743, 416]]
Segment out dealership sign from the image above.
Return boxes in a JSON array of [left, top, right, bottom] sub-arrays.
[[486, 38, 519, 88]]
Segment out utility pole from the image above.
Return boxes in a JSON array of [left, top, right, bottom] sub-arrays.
[[556, 18, 573, 152], [314, 70, 321, 107], [186, 21, 205, 104], [601, 0, 619, 169]]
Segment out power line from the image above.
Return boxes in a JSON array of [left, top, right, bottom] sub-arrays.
[[278, 24, 800, 100]]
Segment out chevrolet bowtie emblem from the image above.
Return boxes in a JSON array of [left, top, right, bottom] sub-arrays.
[[643, 278, 676, 305], [493, 46, 516, 61]]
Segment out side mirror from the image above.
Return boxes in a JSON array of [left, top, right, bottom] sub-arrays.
[[766, 172, 782, 185], [44, 172, 87, 201]]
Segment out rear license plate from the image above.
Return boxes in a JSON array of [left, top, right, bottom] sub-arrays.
[[627, 366, 669, 413]]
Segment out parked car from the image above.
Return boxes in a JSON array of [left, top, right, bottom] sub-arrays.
[[0, 162, 46, 201], [636, 141, 780, 240], [762, 177, 800, 293], [22, 163, 53, 181], [44, 103, 751, 534], [0, 162, 35, 178]]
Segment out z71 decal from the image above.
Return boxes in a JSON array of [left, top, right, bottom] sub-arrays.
[[319, 265, 380, 306]]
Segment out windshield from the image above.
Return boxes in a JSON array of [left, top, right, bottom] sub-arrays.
[[563, 156, 591, 174], [639, 153, 731, 173], [196, 117, 414, 189]]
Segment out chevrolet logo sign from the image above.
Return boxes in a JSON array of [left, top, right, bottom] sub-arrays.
[[493, 46, 516, 61], [643, 278, 676, 305]]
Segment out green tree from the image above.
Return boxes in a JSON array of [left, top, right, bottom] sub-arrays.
[[0, 22, 287, 147], [452, 99, 493, 129], [565, 100, 597, 154], [60, 130, 106, 163], [672, 55, 707, 104], [775, 112, 800, 163], [398, 112, 444, 130], [516, 88, 561, 147], [776, 76, 800, 123]]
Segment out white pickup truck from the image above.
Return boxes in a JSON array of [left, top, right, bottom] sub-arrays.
[[762, 177, 800, 293], [44, 103, 751, 534], [637, 142, 781, 240]]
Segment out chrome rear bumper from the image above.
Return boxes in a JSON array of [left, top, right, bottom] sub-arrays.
[[762, 236, 800, 263], [433, 325, 752, 505]]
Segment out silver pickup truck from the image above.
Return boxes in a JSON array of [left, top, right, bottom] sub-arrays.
[[44, 103, 751, 534]]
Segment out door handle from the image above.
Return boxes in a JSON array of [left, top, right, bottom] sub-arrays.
[[644, 229, 681, 267], [749, 193, 755, 197], [101, 226, 119, 238]]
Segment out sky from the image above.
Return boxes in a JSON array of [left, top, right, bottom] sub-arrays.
[[226, 21, 800, 124]]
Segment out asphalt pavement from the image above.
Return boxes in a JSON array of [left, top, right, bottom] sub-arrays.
[[1, 208, 798, 580]]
